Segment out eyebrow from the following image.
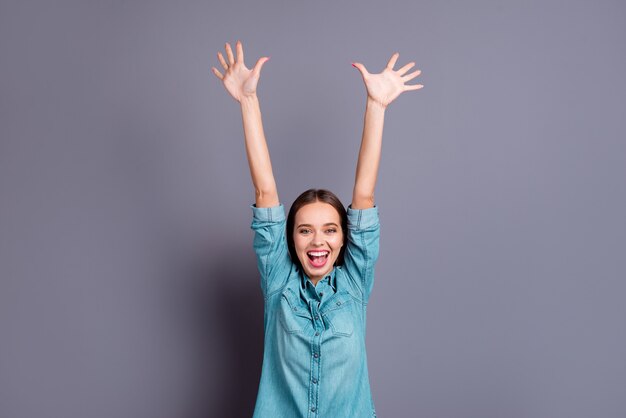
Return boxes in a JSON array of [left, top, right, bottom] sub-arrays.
[[296, 223, 339, 228]]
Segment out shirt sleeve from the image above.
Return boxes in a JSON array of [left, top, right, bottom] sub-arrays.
[[250, 204, 292, 297], [341, 205, 380, 302]]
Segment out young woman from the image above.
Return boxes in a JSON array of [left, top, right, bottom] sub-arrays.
[[211, 40, 422, 418]]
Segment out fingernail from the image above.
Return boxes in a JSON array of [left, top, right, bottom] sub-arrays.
[[351, 63, 356, 67]]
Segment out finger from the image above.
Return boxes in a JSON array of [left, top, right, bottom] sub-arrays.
[[386, 52, 400, 70], [211, 67, 224, 80], [404, 84, 424, 91], [352, 62, 369, 77], [397, 62, 415, 76], [402, 69, 422, 82], [236, 40, 244, 64], [252, 56, 270, 75], [217, 52, 228, 70], [225, 42, 235, 65]]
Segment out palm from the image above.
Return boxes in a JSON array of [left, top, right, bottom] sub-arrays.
[[363, 70, 405, 107], [223, 65, 258, 101], [211, 41, 269, 102], [353, 52, 423, 107]]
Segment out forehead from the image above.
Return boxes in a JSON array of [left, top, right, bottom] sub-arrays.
[[295, 201, 341, 225]]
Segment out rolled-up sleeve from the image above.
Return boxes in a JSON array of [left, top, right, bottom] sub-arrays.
[[251, 204, 292, 297], [342, 205, 380, 302]]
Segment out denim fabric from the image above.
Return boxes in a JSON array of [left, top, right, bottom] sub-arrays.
[[250, 204, 380, 418]]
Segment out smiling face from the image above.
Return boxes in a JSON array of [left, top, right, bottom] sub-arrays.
[[293, 201, 344, 283]]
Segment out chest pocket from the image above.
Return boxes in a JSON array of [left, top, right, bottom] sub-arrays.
[[321, 291, 355, 337], [278, 288, 312, 334]]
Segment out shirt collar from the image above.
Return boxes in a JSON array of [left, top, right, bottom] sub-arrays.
[[300, 268, 337, 292]]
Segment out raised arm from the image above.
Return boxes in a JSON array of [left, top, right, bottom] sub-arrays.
[[211, 41, 278, 208], [351, 53, 423, 209]]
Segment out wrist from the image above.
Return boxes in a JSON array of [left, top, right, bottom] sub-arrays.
[[240, 94, 259, 108], [366, 97, 387, 112]]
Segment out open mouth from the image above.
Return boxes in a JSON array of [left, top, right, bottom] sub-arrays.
[[306, 250, 329, 268]]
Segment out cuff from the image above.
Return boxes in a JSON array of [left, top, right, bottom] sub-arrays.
[[347, 205, 379, 230], [251, 203, 286, 223]]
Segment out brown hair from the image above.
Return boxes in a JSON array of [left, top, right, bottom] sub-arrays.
[[286, 189, 348, 271]]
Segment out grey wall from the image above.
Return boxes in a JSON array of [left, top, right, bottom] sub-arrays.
[[1, 0, 625, 417]]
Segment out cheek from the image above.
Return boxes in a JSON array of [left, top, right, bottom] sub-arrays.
[[293, 235, 307, 252], [332, 234, 345, 250]]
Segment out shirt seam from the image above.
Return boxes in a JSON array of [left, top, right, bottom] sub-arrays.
[[261, 207, 274, 296]]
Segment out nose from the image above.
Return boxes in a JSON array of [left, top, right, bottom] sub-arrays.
[[312, 231, 324, 246]]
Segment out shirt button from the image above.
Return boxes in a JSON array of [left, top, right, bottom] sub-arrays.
[[312, 378, 318, 384], [314, 315, 319, 320], [319, 292, 324, 297], [336, 301, 341, 306], [315, 331, 320, 336], [311, 407, 316, 412], [313, 352, 319, 358]]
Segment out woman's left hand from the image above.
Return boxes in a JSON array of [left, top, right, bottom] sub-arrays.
[[352, 52, 423, 108]]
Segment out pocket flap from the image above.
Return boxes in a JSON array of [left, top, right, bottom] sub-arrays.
[[321, 290, 353, 314], [281, 288, 312, 319]]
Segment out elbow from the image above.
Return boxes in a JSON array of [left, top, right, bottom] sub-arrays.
[[255, 187, 279, 207], [255, 186, 277, 199], [351, 190, 375, 209]]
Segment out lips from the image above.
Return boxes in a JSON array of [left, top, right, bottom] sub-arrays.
[[307, 250, 329, 268]]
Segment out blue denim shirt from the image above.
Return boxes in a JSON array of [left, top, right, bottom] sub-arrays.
[[250, 204, 380, 418]]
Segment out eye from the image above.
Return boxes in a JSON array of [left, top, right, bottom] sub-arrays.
[[298, 228, 312, 235], [325, 228, 338, 234]]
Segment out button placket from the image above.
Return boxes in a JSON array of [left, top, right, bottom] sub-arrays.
[[309, 351, 321, 414], [309, 303, 322, 417]]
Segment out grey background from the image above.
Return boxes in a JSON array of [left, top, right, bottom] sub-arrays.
[[1, 0, 625, 417]]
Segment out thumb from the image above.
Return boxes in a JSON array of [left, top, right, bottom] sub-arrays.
[[351, 62, 368, 77], [252, 56, 270, 76]]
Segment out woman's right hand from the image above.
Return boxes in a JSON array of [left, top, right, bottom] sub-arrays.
[[211, 41, 269, 102]]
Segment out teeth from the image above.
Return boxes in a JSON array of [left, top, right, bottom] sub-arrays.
[[308, 251, 329, 257]]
